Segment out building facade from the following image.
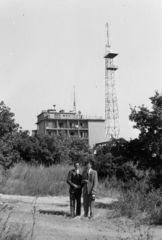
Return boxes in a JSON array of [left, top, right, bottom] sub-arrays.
[[36, 109, 105, 148]]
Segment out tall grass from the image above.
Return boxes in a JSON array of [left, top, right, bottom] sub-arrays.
[[0, 163, 118, 198], [0, 163, 71, 196], [1, 163, 162, 225]]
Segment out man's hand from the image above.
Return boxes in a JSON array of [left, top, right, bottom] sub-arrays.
[[82, 180, 89, 183], [73, 184, 78, 188], [77, 185, 81, 189]]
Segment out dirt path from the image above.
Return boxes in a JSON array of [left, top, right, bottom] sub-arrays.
[[0, 194, 162, 240]]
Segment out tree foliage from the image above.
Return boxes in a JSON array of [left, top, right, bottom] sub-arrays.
[[0, 102, 90, 168], [129, 91, 162, 170], [1, 91, 162, 187], [0, 101, 19, 137], [94, 92, 162, 184]]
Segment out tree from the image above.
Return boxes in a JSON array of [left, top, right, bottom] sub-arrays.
[[129, 91, 162, 170], [93, 92, 162, 183], [0, 132, 21, 168], [68, 137, 90, 164], [0, 102, 20, 168], [0, 101, 19, 138]]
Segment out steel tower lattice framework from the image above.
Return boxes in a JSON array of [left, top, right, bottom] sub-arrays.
[[104, 23, 120, 140]]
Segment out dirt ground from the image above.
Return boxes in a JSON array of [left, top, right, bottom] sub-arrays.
[[0, 193, 162, 240]]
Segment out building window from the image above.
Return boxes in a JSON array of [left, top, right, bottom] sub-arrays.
[[80, 122, 84, 128], [70, 132, 75, 136], [59, 123, 64, 128]]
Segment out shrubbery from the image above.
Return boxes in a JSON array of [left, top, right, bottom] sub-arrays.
[[0, 101, 90, 168], [1, 91, 162, 178], [0, 92, 162, 224]]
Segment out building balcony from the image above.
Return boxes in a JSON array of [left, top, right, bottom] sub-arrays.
[[42, 114, 103, 120], [76, 115, 103, 120], [46, 126, 57, 129], [46, 126, 88, 130]]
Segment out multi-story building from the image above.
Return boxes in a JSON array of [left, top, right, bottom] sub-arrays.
[[36, 109, 105, 148]]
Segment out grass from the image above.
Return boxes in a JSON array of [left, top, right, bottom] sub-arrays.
[[0, 163, 118, 198], [116, 220, 154, 240], [0, 163, 71, 196], [0, 204, 30, 240], [1, 163, 162, 226], [111, 179, 162, 225]]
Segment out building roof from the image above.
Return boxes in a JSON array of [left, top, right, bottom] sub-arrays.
[[36, 110, 104, 125]]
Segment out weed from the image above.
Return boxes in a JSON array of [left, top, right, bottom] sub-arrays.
[[31, 196, 38, 240], [117, 220, 154, 240], [0, 201, 31, 240]]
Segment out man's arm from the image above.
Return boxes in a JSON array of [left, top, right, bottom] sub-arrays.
[[67, 170, 78, 188], [92, 171, 98, 194]]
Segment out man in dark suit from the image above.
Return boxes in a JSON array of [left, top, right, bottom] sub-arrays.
[[67, 162, 82, 218], [82, 161, 98, 219]]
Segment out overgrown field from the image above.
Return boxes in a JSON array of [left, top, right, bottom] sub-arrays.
[[0, 163, 162, 226], [0, 163, 116, 198], [0, 163, 71, 196]]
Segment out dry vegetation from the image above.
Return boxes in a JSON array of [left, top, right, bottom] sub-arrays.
[[0, 163, 118, 198], [0, 163, 162, 240], [0, 163, 71, 196], [0, 164, 162, 220]]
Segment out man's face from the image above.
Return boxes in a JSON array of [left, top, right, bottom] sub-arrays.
[[74, 163, 79, 170], [86, 163, 92, 170]]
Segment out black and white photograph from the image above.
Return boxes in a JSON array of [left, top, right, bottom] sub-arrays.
[[0, 0, 162, 239]]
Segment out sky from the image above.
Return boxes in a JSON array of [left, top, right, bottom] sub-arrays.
[[0, 0, 161, 140]]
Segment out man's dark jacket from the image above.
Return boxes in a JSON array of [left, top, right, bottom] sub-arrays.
[[67, 169, 82, 194]]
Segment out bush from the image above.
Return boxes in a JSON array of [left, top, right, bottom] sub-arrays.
[[113, 178, 162, 224]]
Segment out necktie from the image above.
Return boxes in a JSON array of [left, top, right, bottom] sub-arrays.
[[87, 170, 90, 180]]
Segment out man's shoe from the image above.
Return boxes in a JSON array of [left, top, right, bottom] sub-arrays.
[[84, 214, 88, 218], [76, 213, 81, 216]]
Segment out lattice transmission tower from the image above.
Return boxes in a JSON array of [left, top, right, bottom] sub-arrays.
[[104, 23, 120, 141]]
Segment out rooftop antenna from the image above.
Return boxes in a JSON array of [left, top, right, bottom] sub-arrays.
[[73, 86, 76, 113], [53, 105, 56, 111]]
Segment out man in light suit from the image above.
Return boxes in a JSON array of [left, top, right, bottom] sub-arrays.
[[67, 162, 82, 218], [82, 161, 98, 219]]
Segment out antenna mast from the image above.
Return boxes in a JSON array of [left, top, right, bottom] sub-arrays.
[[104, 23, 120, 140], [73, 86, 76, 113]]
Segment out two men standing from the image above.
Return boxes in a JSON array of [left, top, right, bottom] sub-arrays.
[[67, 161, 98, 219]]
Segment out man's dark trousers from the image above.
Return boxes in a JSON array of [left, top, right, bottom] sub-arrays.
[[70, 190, 81, 217], [67, 169, 82, 217]]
